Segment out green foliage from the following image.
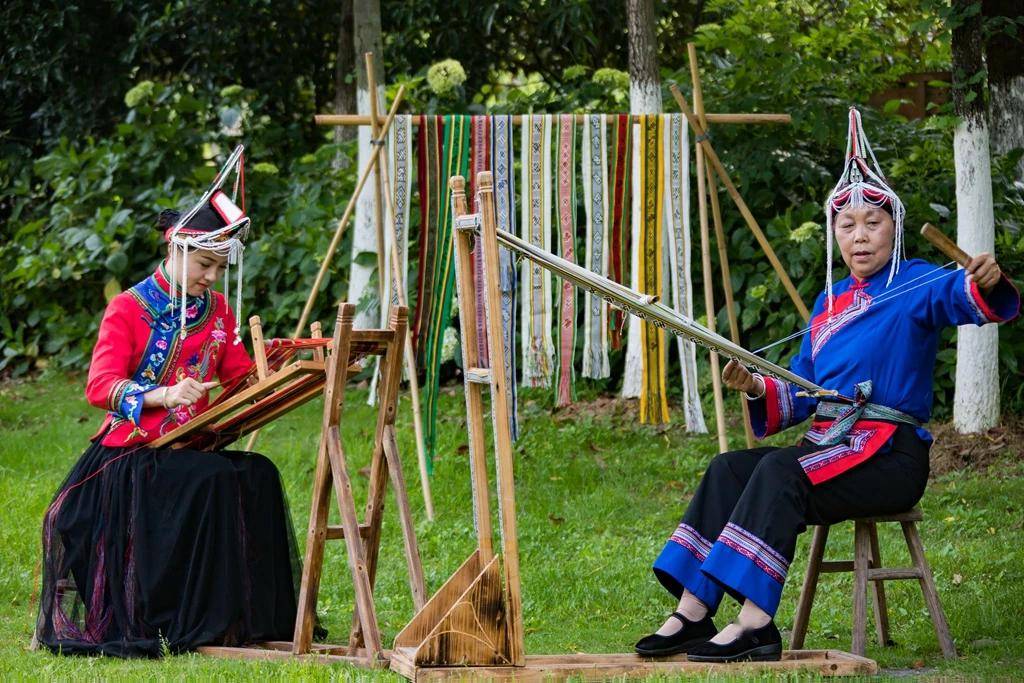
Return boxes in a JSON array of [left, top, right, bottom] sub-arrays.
[[0, 81, 354, 375], [2, 0, 1022, 416]]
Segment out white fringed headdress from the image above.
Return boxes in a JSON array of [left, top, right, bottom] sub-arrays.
[[164, 144, 250, 343], [823, 108, 906, 313]]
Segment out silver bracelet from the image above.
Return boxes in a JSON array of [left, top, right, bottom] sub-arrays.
[[744, 373, 767, 401]]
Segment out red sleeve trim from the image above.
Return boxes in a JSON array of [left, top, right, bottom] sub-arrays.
[[967, 277, 1003, 323]]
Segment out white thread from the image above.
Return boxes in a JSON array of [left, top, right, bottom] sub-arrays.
[[753, 262, 958, 355]]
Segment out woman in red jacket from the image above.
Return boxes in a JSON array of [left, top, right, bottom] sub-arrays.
[[34, 150, 299, 657]]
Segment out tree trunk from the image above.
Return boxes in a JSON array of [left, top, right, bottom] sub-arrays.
[[983, 0, 1024, 178], [952, 0, 1000, 433], [334, 0, 356, 148], [622, 0, 661, 399], [349, 0, 384, 329]]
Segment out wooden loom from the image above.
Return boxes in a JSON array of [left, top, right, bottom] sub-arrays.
[[386, 172, 878, 680], [154, 302, 426, 667]]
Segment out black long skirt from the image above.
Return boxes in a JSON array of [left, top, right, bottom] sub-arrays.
[[34, 437, 300, 657]]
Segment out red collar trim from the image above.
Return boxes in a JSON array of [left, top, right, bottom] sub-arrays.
[[155, 262, 174, 295]]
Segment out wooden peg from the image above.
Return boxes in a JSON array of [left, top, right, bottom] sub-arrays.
[[249, 315, 269, 380], [310, 321, 325, 363]]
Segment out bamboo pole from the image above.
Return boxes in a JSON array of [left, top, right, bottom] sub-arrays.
[[371, 87, 436, 521], [688, 44, 755, 449], [688, 49, 730, 453], [315, 112, 792, 127], [293, 85, 406, 339], [365, 53, 387, 305], [706, 165, 755, 447], [670, 84, 811, 322]]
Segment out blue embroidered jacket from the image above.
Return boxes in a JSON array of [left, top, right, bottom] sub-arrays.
[[747, 259, 1019, 482]]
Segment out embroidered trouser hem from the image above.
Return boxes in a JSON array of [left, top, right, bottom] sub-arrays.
[[653, 424, 929, 617]]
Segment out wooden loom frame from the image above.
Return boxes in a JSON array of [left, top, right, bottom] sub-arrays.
[[384, 172, 877, 680], [155, 302, 427, 668]]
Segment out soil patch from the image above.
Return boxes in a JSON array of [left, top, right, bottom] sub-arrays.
[[927, 417, 1024, 478]]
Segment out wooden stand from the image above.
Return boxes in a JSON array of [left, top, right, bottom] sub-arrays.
[[157, 302, 427, 667], [387, 172, 876, 680], [389, 173, 524, 672]]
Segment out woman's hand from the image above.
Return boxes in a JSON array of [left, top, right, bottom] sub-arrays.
[[161, 378, 218, 409], [966, 252, 1002, 293], [723, 359, 765, 397]]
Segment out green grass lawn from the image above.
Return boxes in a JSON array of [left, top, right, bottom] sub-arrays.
[[1, 373, 1022, 679]]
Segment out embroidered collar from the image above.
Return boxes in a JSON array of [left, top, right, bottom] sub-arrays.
[[129, 265, 211, 328]]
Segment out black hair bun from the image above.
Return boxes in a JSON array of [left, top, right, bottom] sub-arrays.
[[155, 209, 180, 232]]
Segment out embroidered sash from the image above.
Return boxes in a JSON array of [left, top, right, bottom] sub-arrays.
[[492, 115, 520, 440], [665, 114, 706, 432], [608, 114, 632, 350], [621, 119, 643, 399], [554, 114, 577, 407], [638, 115, 669, 423], [470, 115, 491, 366], [413, 115, 443, 359], [422, 115, 470, 469], [519, 115, 554, 388], [582, 114, 611, 379]]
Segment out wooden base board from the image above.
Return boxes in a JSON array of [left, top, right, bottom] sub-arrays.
[[389, 647, 877, 680], [196, 642, 388, 668]]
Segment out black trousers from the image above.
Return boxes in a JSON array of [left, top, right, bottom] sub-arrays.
[[653, 424, 929, 616]]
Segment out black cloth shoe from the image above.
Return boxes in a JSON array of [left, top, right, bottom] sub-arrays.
[[635, 611, 718, 657], [685, 620, 783, 662]]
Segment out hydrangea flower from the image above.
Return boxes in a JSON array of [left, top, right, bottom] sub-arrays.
[[427, 59, 467, 98]]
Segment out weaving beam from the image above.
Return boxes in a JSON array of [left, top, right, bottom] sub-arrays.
[[452, 213, 828, 396]]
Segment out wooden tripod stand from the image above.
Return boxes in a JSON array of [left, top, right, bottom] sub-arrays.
[[158, 302, 426, 667]]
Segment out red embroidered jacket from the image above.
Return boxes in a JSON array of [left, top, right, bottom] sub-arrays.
[[86, 265, 253, 447]]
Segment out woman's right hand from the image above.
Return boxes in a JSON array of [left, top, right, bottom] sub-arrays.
[[723, 359, 765, 397], [163, 378, 218, 408]]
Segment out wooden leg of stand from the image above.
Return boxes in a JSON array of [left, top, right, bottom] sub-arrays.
[[348, 440, 387, 651], [791, 524, 828, 650], [383, 424, 427, 608], [350, 309, 408, 649], [852, 521, 871, 657], [291, 437, 334, 654], [325, 428, 382, 662], [867, 523, 892, 646]]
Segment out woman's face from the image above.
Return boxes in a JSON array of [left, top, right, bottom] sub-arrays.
[[166, 246, 228, 296], [834, 206, 895, 280]]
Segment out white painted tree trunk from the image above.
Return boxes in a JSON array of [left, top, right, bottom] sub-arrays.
[[622, 0, 662, 399], [348, 97, 380, 329], [348, 0, 384, 329], [989, 75, 1024, 179], [953, 117, 1000, 432]]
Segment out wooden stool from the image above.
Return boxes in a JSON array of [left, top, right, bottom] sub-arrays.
[[790, 507, 957, 659]]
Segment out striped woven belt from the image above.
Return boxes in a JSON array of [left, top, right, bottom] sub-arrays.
[[811, 380, 922, 446]]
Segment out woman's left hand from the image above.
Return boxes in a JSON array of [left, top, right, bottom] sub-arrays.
[[966, 252, 1002, 293]]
